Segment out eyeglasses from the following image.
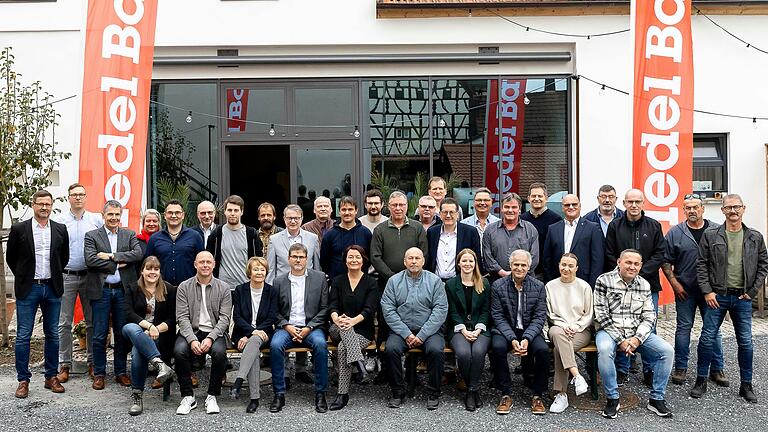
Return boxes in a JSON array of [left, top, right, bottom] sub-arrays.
[[33, 202, 52, 208], [598, 194, 616, 200], [562, 203, 579, 208], [165, 211, 183, 216], [69, 193, 86, 198], [722, 205, 744, 212], [419, 205, 435, 209], [285, 216, 301, 221], [289, 255, 307, 260], [684, 193, 702, 200], [625, 200, 643, 206]]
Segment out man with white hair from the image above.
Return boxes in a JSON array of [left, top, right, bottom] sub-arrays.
[[302, 196, 335, 244], [192, 201, 217, 246]]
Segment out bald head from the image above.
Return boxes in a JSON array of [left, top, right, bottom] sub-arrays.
[[403, 247, 425, 276], [197, 200, 216, 229], [623, 189, 644, 221], [194, 250, 215, 280]]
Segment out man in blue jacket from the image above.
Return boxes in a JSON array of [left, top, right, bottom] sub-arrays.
[[320, 196, 372, 280], [146, 200, 205, 286], [584, 184, 625, 237]]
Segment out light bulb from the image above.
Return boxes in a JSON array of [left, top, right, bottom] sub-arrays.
[[523, 95, 530, 105], [185, 111, 192, 123], [754, 118, 758, 130], [439, 117, 447, 127], [599, 85, 606, 96], [353, 126, 360, 138], [269, 124, 276, 136]]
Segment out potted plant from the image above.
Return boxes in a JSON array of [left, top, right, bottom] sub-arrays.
[[72, 320, 87, 349]]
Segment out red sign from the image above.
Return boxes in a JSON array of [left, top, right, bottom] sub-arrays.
[[632, 0, 694, 304], [78, 0, 158, 229], [226, 88, 249, 132], [485, 79, 526, 214]]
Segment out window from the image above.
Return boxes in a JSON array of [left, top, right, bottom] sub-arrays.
[[692, 133, 727, 195]]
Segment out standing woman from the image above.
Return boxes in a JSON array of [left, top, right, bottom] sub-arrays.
[[122, 256, 176, 416], [328, 245, 378, 410], [229, 256, 279, 413], [546, 253, 593, 413], [136, 209, 161, 256], [445, 248, 490, 411]]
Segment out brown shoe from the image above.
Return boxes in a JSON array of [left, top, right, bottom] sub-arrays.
[[44, 377, 65, 393], [670, 368, 686, 385], [191, 373, 199, 388], [57, 366, 70, 383], [531, 396, 546, 415], [88, 364, 94, 380], [115, 374, 132, 387], [15, 381, 29, 399], [710, 370, 730, 387], [150, 378, 163, 389], [496, 395, 513, 415], [92, 376, 105, 390], [456, 378, 468, 392]]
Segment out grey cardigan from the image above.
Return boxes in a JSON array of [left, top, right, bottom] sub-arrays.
[[176, 275, 232, 343]]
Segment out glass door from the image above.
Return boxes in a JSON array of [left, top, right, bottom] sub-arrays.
[[292, 142, 358, 220]]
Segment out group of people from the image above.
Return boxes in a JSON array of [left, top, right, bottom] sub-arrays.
[[6, 176, 767, 420]]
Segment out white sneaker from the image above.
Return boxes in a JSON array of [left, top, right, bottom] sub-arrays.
[[550, 393, 569, 413], [176, 396, 197, 415], [205, 395, 220, 414], [572, 375, 589, 396]]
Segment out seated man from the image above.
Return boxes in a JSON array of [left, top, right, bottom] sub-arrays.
[[489, 249, 550, 416], [381, 247, 448, 410], [269, 243, 330, 413], [174, 251, 232, 415], [594, 249, 674, 419]]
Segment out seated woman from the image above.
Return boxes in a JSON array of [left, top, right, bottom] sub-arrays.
[[229, 256, 279, 413], [445, 248, 490, 412], [546, 252, 593, 413], [121, 256, 176, 416], [328, 245, 378, 411]]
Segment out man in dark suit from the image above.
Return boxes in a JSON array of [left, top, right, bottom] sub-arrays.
[[191, 200, 217, 246], [269, 243, 330, 414], [84, 200, 143, 390], [6, 189, 69, 398], [427, 198, 482, 279], [542, 194, 605, 287]]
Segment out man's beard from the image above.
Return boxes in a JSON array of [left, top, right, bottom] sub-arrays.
[[367, 208, 380, 216], [260, 221, 273, 230]]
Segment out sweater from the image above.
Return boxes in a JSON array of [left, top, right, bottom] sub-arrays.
[[370, 219, 428, 280], [544, 277, 593, 332], [320, 220, 372, 280]]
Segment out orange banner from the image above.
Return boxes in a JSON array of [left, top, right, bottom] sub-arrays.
[[78, 0, 158, 230], [632, 0, 694, 305]]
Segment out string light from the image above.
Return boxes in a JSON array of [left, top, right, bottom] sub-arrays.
[[268, 124, 276, 136], [695, 7, 768, 56], [485, 8, 629, 39], [353, 125, 360, 138], [523, 94, 530, 105], [439, 117, 447, 127], [185, 111, 192, 123], [754, 118, 759, 130], [599, 84, 606, 96]]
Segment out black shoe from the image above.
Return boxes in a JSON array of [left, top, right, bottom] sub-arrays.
[[617, 371, 628, 387], [388, 394, 405, 408], [464, 392, 475, 412], [246, 399, 259, 413], [296, 371, 314, 384], [690, 377, 707, 398], [643, 371, 654, 388], [315, 392, 328, 413], [229, 378, 243, 400], [602, 398, 620, 419], [269, 394, 285, 413], [710, 370, 730, 387], [647, 399, 673, 417], [739, 382, 758, 403], [329, 393, 349, 411], [427, 395, 440, 410], [473, 390, 483, 409]]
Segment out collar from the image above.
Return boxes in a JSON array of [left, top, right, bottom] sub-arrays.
[[440, 225, 457, 235], [564, 217, 580, 227], [104, 226, 119, 235], [289, 270, 308, 279], [387, 218, 410, 228]]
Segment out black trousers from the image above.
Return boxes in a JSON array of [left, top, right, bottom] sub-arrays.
[[385, 333, 444, 397], [173, 332, 227, 397], [489, 330, 549, 397]]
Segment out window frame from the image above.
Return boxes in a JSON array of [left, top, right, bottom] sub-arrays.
[[692, 132, 728, 195]]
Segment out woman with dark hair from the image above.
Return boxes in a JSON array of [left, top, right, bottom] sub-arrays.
[[328, 245, 378, 410], [229, 256, 279, 413], [122, 256, 176, 416], [445, 248, 490, 411]]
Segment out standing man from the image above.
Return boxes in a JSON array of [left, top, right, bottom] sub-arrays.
[[426, 176, 463, 220], [84, 200, 143, 390], [361, 189, 388, 233], [54, 183, 103, 382], [146, 199, 205, 286], [302, 196, 335, 244], [266, 204, 321, 284], [584, 185, 625, 236], [542, 194, 604, 287], [427, 197, 482, 280], [381, 247, 448, 410], [520, 182, 561, 279], [6, 189, 69, 398], [604, 189, 666, 386], [192, 201, 217, 246], [416, 196, 441, 232], [594, 249, 674, 418], [269, 243, 330, 413], [461, 187, 500, 245], [483, 193, 539, 284], [174, 251, 232, 415], [320, 196, 372, 280], [662, 194, 726, 386], [257, 202, 283, 257], [205, 195, 263, 288], [691, 194, 768, 403]]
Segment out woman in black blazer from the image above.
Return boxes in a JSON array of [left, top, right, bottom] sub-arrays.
[[121, 256, 176, 416], [229, 256, 279, 413], [445, 248, 490, 412], [328, 245, 378, 411]]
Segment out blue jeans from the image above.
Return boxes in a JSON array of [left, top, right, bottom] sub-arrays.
[[615, 291, 659, 374], [16, 283, 61, 381], [91, 287, 127, 377], [697, 294, 753, 382], [675, 291, 724, 371], [597, 330, 673, 400], [270, 328, 328, 395], [122, 323, 162, 391]]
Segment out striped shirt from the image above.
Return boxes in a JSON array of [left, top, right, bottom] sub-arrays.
[[593, 268, 656, 343]]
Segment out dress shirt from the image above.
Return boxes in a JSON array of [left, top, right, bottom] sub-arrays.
[[32, 220, 51, 279], [563, 217, 579, 253], [288, 271, 307, 327], [202, 224, 215, 246], [599, 211, 619, 236], [435, 228, 458, 279], [55, 210, 103, 271], [461, 213, 500, 242], [104, 227, 122, 284]]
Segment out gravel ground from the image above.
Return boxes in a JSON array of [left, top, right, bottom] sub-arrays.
[[0, 335, 766, 432]]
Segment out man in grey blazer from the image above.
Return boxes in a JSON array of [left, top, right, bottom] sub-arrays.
[[266, 204, 321, 284], [269, 243, 330, 414], [84, 200, 143, 391]]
